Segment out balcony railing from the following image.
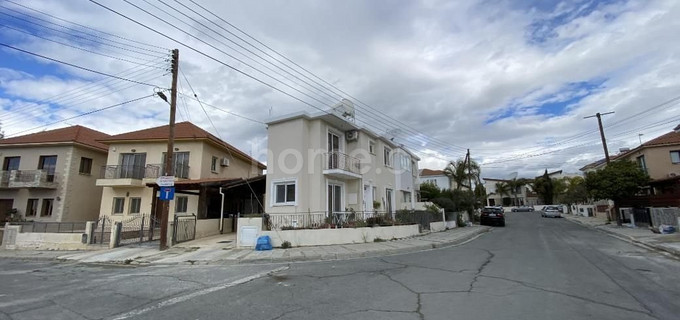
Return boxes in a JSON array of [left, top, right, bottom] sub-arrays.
[[0, 171, 8, 187], [323, 151, 361, 175], [145, 163, 190, 179], [7, 170, 57, 188], [100, 165, 146, 179], [100, 164, 190, 180]]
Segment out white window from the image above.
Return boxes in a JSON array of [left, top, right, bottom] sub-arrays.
[[671, 151, 680, 164], [403, 191, 412, 203], [400, 154, 411, 172], [425, 178, 438, 186], [211, 156, 218, 172], [273, 179, 296, 205], [175, 196, 188, 213], [383, 147, 392, 167], [113, 197, 125, 215], [129, 198, 141, 214], [369, 140, 375, 155]]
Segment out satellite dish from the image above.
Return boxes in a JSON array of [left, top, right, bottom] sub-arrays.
[[332, 99, 355, 121], [507, 172, 518, 180]]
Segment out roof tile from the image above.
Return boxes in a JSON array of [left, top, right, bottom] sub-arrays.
[[0, 125, 109, 151]]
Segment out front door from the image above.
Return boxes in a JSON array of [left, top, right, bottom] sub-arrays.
[[385, 188, 393, 216], [363, 185, 373, 213], [328, 183, 342, 217], [0, 199, 14, 222]]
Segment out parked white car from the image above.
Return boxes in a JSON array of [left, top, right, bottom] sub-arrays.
[[541, 206, 562, 218]]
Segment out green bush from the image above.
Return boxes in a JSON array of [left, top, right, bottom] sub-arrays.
[[281, 241, 292, 249]]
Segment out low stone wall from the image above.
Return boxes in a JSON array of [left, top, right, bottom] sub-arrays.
[[195, 219, 220, 239], [430, 221, 447, 232], [261, 224, 420, 247], [2, 226, 88, 250]]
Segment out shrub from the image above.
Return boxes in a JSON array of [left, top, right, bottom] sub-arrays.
[[374, 237, 386, 242], [281, 241, 292, 249]]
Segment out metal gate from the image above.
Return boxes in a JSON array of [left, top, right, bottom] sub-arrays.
[[632, 207, 652, 226], [93, 216, 112, 244], [173, 214, 196, 245], [119, 214, 161, 246]]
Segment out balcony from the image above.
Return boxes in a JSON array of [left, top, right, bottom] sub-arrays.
[[96, 165, 146, 187], [96, 164, 190, 187], [323, 151, 361, 180], [0, 171, 8, 188], [7, 170, 58, 189]]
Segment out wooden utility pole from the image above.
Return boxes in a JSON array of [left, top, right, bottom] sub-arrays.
[[160, 49, 179, 250], [584, 111, 619, 225], [584, 112, 614, 164]]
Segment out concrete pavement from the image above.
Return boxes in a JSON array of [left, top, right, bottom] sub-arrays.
[[0, 225, 491, 265], [564, 214, 680, 258]]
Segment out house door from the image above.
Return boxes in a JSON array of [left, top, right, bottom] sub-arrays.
[[363, 185, 373, 212], [328, 132, 340, 169], [385, 188, 393, 215], [328, 183, 342, 216], [0, 199, 14, 222]]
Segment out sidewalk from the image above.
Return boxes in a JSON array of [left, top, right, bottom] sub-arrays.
[[564, 214, 680, 258], [0, 226, 491, 266]]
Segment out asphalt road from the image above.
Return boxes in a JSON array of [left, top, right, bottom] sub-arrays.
[[1, 212, 679, 320]]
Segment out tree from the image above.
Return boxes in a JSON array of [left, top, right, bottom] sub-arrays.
[[419, 182, 441, 201], [507, 178, 530, 206], [443, 158, 481, 190], [532, 170, 555, 205], [473, 182, 487, 208], [559, 176, 588, 211], [494, 181, 511, 206], [585, 160, 649, 226]]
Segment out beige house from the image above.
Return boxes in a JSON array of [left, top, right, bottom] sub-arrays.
[[0, 126, 109, 222], [265, 101, 420, 220], [95, 122, 265, 221]]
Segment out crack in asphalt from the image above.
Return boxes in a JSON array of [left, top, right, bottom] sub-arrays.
[[550, 229, 661, 319], [479, 274, 657, 318], [378, 270, 424, 320], [268, 307, 305, 320], [468, 249, 495, 293]]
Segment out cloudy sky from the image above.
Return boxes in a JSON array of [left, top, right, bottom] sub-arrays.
[[1, 0, 679, 180]]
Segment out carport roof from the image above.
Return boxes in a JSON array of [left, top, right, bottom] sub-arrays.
[[146, 175, 265, 190]]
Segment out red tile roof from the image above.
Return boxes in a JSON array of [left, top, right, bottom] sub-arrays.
[[420, 168, 445, 176], [0, 125, 109, 151], [99, 122, 265, 169], [641, 130, 680, 147]]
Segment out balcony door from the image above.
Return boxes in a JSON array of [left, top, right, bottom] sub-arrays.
[[38, 155, 57, 182], [162, 152, 190, 178], [328, 131, 341, 170], [120, 153, 146, 179]]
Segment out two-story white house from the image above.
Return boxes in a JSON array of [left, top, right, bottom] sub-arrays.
[[418, 169, 452, 190], [0, 126, 109, 222], [95, 122, 265, 222], [265, 100, 420, 222]]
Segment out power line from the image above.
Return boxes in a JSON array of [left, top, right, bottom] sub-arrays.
[[0, 59, 166, 123], [0, 8, 166, 59], [0, 42, 161, 87], [0, 22, 166, 67], [4, 0, 169, 51], [5, 94, 156, 137]]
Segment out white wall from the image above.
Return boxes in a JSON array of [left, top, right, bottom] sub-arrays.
[[262, 224, 420, 247]]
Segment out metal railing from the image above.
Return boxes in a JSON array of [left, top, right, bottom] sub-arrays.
[[99, 165, 146, 179], [0, 171, 8, 187], [324, 151, 361, 174], [145, 163, 190, 179], [266, 212, 327, 229]]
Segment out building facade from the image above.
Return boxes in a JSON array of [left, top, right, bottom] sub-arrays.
[[265, 102, 420, 219], [0, 126, 109, 222], [418, 169, 451, 190], [95, 122, 265, 221]]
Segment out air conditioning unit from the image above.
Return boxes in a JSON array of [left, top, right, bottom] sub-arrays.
[[345, 130, 358, 141], [220, 158, 230, 167]]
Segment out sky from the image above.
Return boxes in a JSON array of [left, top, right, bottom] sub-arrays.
[[1, 0, 679, 181]]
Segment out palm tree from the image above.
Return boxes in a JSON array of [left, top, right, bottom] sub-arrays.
[[495, 181, 510, 205], [443, 158, 481, 190], [507, 178, 530, 206]]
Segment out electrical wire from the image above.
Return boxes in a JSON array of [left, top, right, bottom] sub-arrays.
[[5, 94, 156, 137]]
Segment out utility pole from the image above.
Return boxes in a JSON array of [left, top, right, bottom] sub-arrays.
[[584, 112, 615, 163], [466, 149, 472, 191], [160, 49, 179, 251], [584, 111, 619, 225]]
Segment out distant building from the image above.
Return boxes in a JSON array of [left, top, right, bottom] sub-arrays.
[[418, 169, 451, 190]]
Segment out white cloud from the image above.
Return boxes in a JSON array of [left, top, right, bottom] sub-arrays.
[[1, 0, 679, 180]]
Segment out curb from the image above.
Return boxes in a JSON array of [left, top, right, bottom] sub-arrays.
[[0, 227, 492, 266], [565, 216, 680, 259]]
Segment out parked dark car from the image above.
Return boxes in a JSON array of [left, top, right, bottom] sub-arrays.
[[481, 206, 505, 226], [511, 206, 534, 212]]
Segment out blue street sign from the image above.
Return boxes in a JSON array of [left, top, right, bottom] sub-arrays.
[[159, 186, 175, 201]]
